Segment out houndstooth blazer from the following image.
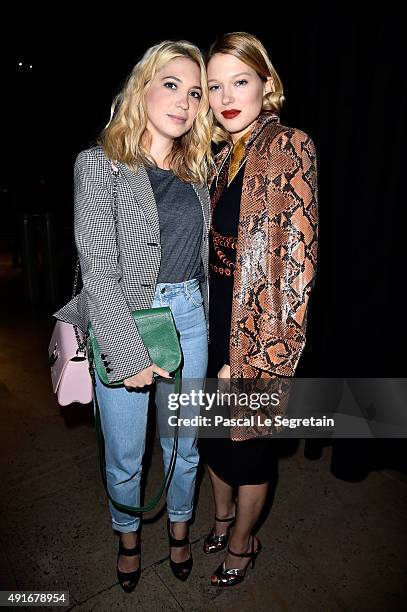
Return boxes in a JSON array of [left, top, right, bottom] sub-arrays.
[[54, 146, 210, 383]]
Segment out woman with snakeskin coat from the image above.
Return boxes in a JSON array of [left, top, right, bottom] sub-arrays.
[[199, 32, 318, 588]]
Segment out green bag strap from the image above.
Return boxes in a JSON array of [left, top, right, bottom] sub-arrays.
[[91, 366, 181, 514]]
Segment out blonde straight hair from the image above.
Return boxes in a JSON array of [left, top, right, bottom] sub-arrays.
[[207, 32, 285, 145], [99, 40, 212, 185]]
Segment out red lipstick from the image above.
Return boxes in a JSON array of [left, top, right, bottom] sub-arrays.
[[221, 109, 241, 119]]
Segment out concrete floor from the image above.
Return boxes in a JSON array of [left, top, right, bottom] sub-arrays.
[[0, 256, 406, 611]]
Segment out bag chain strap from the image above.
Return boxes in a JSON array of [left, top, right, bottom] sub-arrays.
[[72, 259, 86, 353]]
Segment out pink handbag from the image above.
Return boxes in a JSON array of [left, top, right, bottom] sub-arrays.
[[48, 320, 93, 406], [49, 161, 119, 407]]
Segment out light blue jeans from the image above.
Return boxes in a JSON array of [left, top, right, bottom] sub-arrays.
[[94, 279, 208, 533]]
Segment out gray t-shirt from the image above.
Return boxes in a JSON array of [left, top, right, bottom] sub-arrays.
[[146, 165, 204, 283]]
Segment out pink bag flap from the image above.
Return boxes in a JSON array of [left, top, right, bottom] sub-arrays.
[[56, 359, 93, 406], [48, 321, 86, 393]]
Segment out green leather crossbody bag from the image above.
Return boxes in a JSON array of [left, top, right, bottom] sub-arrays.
[[87, 306, 182, 386]]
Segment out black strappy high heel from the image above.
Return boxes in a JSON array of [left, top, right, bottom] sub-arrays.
[[167, 519, 193, 581], [203, 514, 236, 554], [117, 537, 141, 593], [210, 535, 262, 587]]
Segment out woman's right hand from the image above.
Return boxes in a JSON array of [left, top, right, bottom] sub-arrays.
[[218, 364, 231, 378], [124, 364, 171, 389]]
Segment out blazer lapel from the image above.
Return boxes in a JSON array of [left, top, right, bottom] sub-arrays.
[[119, 163, 160, 239], [192, 183, 210, 234]]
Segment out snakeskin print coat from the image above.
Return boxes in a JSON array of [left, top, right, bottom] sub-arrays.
[[211, 113, 318, 378]]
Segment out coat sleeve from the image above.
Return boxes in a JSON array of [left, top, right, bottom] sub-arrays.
[[247, 128, 319, 376], [74, 149, 152, 383]]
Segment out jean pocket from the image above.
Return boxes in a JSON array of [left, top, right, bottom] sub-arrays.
[[187, 285, 204, 308]]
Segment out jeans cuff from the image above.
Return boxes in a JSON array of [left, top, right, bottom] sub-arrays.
[[111, 517, 140, 533], [167, 508, 193, 523]]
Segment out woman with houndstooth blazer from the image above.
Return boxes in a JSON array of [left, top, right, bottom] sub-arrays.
[[54, 40, 212, 592]]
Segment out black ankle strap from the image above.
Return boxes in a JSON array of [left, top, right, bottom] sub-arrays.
[[227, 546, 252, 558], [227, 535, 255, 558], [167, 520, 189, 547], [215, 515, 235, 522], [119, 540, 141, 556], [168, 532, 189, 547]]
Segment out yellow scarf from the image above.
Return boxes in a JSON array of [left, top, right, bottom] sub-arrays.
[[227, 129, 252, 186]]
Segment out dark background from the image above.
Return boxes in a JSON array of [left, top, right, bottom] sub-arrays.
[[0, 11, 405, 602], [1, 6, 405, 380]]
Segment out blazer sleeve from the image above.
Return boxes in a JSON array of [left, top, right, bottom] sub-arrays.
[[74, 149, 152, 383], [247, 128, 319, 376]]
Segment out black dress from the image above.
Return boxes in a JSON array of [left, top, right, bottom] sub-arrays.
[[206, 164, 243, 376], [199, 163, 278, 486]]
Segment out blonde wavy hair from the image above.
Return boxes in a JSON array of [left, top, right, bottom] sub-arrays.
[[207, 32, 285, 145], [99, 40, 212, 185]]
